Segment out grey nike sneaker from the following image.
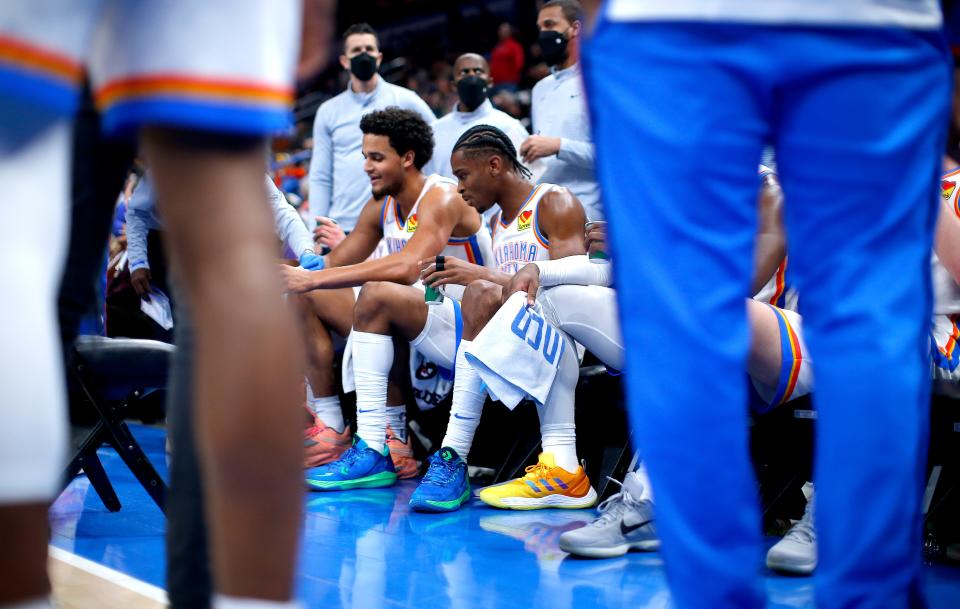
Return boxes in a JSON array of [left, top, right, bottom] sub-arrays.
[[558, 471, 659, 558], [767, 494, 816, 575]]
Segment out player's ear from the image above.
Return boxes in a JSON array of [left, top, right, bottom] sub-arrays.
[[403, 150, 416, 170], [339, 54, 350, 71], [489, 154, 502, 176]]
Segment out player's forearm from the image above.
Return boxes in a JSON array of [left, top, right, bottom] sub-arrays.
[[533, 255, 611, 287], [305, 254, 419, 290], [125, 212, 151, 270], [557, 138, 596, 169], [482, 268, 514, 287]]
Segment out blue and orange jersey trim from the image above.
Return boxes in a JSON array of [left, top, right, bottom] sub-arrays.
[[768, 259, 788, 307], [767, 305, 803, 407], [0, 35, 82, 85], [447, 234, 485, 267], [379, 196, 394, 232], [932, 315, 960, 373], [0, 35, 83, 113], [95, 74, 294, 135], [533, 200, 550, 249], [500, 184, 544, 228], [96, 74, 292, 110]]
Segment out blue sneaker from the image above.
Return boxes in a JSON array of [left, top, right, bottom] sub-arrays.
[[305, 437, 398, 491], [409, 447, 470, 512]]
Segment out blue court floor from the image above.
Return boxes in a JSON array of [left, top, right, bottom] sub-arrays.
[[50, 424, 960, 609]]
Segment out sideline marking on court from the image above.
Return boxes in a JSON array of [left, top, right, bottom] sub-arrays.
[[48, 545, 168, 605]]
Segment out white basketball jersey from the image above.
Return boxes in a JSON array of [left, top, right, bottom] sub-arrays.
[[491, 183, 557, 274], [935, 171, 960, 315], [379, 174, 493, 268]]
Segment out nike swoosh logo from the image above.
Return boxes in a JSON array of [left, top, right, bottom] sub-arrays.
[[453, 413, 475, 420], [358, 408, 377, 413], [620, 518, 652, 536]]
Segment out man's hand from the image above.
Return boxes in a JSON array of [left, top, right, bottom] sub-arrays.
[[279, 264, 316, 294], [314, 216, 346, 250], [585, 223, 606, 258], [502, 263, 541, 307], [299, 251, 325, 271], [131, 267, 152, 301], [520, 135, 561, 163], [419, 256, 488, 288]]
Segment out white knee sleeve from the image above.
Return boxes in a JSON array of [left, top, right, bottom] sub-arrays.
[[540, 285, 624, 371], [0, 117, 71, 502]]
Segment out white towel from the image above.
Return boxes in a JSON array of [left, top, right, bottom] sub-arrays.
[[464, 291, 569, 409]]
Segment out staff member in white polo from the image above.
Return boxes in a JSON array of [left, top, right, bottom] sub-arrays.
[[520, 0, 601, 221], [424, 53, 529, 182], [308, 23, 436, 235]]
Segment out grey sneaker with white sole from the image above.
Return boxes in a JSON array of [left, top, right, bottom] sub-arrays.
[[767, 495, 816, 575], [558, 471, 660, 558]]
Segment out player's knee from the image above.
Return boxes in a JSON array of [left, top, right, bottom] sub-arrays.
[[354, 281, 398, 329], [462, 280, 502, 326]]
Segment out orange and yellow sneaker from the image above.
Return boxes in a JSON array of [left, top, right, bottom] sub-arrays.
[[303, 417, 352, 468], [478, 453, 598, 510], [386, 425, 419, 479]]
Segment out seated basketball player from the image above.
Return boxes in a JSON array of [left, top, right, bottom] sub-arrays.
[[410, 167, 808, 517], [758, 169, 960, 575], [279, 107, 489, 485], [389, 125, 596, 511]]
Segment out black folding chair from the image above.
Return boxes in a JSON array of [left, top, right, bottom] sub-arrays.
[[61, 336, 174, 514]]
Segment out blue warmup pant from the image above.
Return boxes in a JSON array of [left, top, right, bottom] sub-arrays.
[[582, 19, 950, 609]]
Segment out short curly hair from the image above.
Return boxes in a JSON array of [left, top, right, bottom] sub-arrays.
[[359, 107, 435, 170]]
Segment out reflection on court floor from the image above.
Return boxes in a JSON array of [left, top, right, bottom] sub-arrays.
[[49, 424, 960, 609]]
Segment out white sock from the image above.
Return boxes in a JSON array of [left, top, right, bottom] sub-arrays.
[[386, 404, 407, 442], [307, 394, 344, 433], [352, 331, 393, 453], [212, 595, 303, 609], [634, 461, 654, 502], [441, 340, 485, 460], [5, 598, 51, 609], [537, 334, 580, 472]]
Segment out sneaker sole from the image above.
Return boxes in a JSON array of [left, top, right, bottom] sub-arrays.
[[559, 539, 660, 558], [766, 556, 816, 575], [480, 487, 598, 511], [306, 471, 398, 491], [410, 486, 471, 513]]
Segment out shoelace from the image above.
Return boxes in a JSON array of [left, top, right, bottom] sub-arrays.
[[783, 500, 815, 543], [422, 453, 459, 485], [338, 445, 363, 466], [592, 477, 643, 527], [523, 461, 553, 480]]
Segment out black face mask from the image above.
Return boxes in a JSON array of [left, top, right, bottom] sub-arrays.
[[457, 76, 488, 112], [350, 53, 378, 81], [539, 29, 569, 67]]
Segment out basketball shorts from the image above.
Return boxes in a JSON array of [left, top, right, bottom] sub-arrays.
[[750, 305, 814, 413], [0, 0, 299, 135], [931, 313, 960, 383]]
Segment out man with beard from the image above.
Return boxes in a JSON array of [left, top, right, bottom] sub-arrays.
[[283, 107, 491, 486]]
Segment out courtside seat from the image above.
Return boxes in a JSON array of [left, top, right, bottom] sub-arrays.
[[62, 336, 174, 515]]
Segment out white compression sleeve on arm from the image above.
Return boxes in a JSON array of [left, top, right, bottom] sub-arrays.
[[533, 255, 613, 288]]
